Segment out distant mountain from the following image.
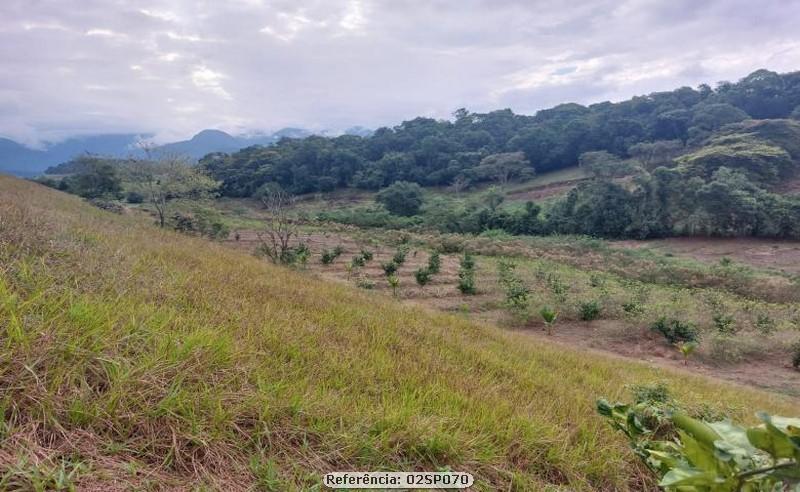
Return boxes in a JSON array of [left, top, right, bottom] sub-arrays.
[[0, 138, 47, 177], [0, 127, 317, 176], [157, 129, 243, 159]]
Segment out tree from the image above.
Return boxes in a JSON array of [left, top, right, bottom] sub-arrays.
[[472, 152, 534, 186], [376, 181, 424, 216], [129, 155, 218, 228], [62, 156, 122, 199], [256, 186, 299, 264]]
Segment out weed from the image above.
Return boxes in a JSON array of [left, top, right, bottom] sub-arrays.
[[427, 252, 441, 274]]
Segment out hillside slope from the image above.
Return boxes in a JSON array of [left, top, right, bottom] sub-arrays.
[[0, 176, 796, 490]]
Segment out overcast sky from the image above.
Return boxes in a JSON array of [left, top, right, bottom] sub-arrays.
[[2, 0, 800, 146]]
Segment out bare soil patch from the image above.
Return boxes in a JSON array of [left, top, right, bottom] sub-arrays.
[[613, 237, 800, 275]]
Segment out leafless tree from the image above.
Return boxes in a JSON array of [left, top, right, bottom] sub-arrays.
[[256, 187, 298, 263]]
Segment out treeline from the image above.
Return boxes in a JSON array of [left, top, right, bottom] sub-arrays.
[[201, 69, 800, 196]]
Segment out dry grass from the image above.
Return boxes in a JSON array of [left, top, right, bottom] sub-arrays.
[[0, 175, 797, 491]]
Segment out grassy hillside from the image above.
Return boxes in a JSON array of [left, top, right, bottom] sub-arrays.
[[0, 176, 797, 491]]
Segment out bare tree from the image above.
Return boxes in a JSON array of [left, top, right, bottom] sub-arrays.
[[256, 187, 298, 264]]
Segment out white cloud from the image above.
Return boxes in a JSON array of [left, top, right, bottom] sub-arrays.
[[191, 65, 232, 100], [1, 0, 799, 144]]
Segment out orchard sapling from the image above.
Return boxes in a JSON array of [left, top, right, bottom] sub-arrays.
[[540, 306, 557, 335]]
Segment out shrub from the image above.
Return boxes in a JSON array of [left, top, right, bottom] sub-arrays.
[[359, 249, 374, 262], [676, 340, 698, 365], [497, 261, 529, 316], [381, 261, 398, 276], [579, 300, 602, 321], [320, 248, 342, 265], [792, 340, 800, 369], [294, 243, 311, 268], [457, 253, 476, 295], [414, 268, 432, 286], [126, 191, 145, 203], [392, 247, 408, 265], [712, 313, 737, 335], [755, 313, 775, 335], [427, 252, 441, 274], [351, 255, 366, 268], [650, 317, 698, 344]]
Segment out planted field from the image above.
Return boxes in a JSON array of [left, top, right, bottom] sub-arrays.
[[2, 176, 798, 490]]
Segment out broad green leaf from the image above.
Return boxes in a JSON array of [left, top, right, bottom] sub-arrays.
[[673, 413, 722, 447], [659, 467, 718, 487]]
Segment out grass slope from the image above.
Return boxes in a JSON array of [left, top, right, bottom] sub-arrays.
[[0, 176, 796, 491]]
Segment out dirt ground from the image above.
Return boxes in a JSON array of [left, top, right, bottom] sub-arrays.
[[613, 237, 800, 275], [225, 230, 800, 398]]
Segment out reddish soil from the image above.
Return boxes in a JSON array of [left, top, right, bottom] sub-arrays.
[[224, 230, 800, 398], [613, 237, 800, 275]]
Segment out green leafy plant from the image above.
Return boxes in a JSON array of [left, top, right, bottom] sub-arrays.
[[651, 317, 698, 344], [392, 247, 409, 265], [713, 313, 738, 335], [359, 249, 374, 262], [676, 340, 698, 365], [415, 267, 432, 286], [351, 255, 366, 268], [497, 260, 530, 317], [597, 398, 800, 491], [427, 252, 441, 274], [754, 314, 775, 336], [579, 300, 602, 321], [381, 261, 398, 276], [457, 252, 476, 295], [321, 247, 343, 265], [546, 273, 568, 303], [540, 306, 557, 335], [294, 243, 310, 269], [387, 274, 400, 296]]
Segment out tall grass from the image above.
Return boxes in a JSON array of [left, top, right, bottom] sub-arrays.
[[0, 176, 796, 490]]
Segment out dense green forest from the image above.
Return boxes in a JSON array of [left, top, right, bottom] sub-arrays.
[[46, 69, 800, 240], [200, 69, 800, 195]]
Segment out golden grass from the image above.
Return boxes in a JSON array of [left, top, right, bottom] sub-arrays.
[[0, 175, 796, 491]]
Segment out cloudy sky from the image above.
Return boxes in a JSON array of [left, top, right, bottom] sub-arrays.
[[2, 0, 800, 146]]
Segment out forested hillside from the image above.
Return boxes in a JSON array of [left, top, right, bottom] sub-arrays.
[[201, 69, 800, 196]]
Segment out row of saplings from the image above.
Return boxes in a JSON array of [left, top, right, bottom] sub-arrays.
[[268, 242, 800, 369]]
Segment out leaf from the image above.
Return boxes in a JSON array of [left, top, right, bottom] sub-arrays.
[[659, 467, 719, 488], [673, 413, 722, 448]]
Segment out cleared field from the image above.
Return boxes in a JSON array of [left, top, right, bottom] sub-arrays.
[[2, 176, 797, 490], [227, 229, 800, 397], [614, 236, 800, 275]]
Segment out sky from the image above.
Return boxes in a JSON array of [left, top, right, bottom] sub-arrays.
[[2, 0, 800, 146]]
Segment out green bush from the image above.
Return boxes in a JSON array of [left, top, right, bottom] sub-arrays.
[[359, 249, 374, 262], [126, 191, 145, 204], [712, 313, 738, 335], [457, 253, 476, 295], [650, 317, 698, 344], [381, 261, 398, 276], [321, 248, 342, 265], [414, 268, 432, 286], [392, 247, 408, 265], [427, 252, 441, 274], [351, 255, 366, 268], [792, 340, 800, 369], [579, 300, 602, 321]]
